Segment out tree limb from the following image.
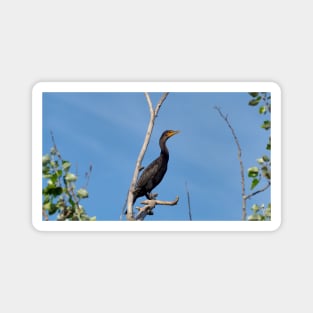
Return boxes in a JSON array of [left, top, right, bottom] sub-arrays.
[[135, 196, 179, 221], [144, 93, 154, 115], [125, 92, 169, 220], [155, 92, 169, 116], [244, 182, 271, 200], [185, 181, 192, 221], [215, 106, 271, 221], [214, 106, 247, 220]]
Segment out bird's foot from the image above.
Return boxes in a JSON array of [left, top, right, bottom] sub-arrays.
[[147, 193, 158, 200]]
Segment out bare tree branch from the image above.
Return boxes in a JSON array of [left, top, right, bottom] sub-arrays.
[[244, 182, 271, 200], [125, 92, 170, 220], [135, 196, 179, 221], [214, 106, 247, 220], [185, 181, 192, 221], [48, 132, 85, 221], [144, 92, 154, 115], [155, 92, 169, 116], [215, 106, 271, 221], [83, 164, 93, 189]]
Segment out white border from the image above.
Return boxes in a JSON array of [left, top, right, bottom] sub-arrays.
[[32, 82, 281, 231]]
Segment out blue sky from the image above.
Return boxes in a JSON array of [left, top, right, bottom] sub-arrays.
[[42, 92, 270, 221]]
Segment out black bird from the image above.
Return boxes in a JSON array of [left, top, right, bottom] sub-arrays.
[[132, 130, 180, 204]]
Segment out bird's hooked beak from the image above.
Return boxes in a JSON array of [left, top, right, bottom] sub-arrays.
[[167, 130, 180, 138]]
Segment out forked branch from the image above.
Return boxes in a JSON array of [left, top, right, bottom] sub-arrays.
[[126, 92, 169, 220], [215, 106, 270, 220], [135, 196, 179, 221], [215, 106, 247, 220]]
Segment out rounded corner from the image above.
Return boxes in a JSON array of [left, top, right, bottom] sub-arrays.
[[32, 219, 45, 232], [32, 81, 44, 95], [270, 218, 282, 232], [269, 81, 282, 94]]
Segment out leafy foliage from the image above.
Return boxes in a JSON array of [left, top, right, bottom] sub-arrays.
[[248, 203, 271, 221], [42, 137, 95, 221], [247, 92, 271, 221]]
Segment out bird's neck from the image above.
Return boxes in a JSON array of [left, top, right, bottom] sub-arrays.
[[159, 139, 169, 159]]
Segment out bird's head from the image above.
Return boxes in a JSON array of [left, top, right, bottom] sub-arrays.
[[161, 130, 180, 141]]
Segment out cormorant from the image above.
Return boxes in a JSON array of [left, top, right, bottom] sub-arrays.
[[132, 130, 180, 204]]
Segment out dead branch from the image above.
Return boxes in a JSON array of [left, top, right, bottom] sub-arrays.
[[244, 182, 271, 200], [214, 106, 271, 221], [214, 106, 247, 220], [84, 164, 93, 189], [135, 196, 179, 221], [185, 181, 192, 221], [126, 92, 169, 220]]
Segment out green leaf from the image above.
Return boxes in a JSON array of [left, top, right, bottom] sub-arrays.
[[265, 207, 271, 218], [50, 173, 59, 183], [77, 204, 84, 214], [48, 204, 58, 215], [62, 161, 71, 171], [251, 204, 259, 212], [42, 154, 50, 165], [43, 202, 58, 215], [48, 186, 63, 197], [56, 199, 65, 208], [69, 197, 76, 207], [65, 173, 77, 182], [42, 165, 50, 175], [257, 158, 264, 164], [43, 181, 63, 196], [43, 202, 51, 211], [57, 169, 63, 177], [259, 106, 267, 114], [89, 216, 97, 221], [77, 188, 89, 198], [251, 178, 260, 190], [248, 167, 259, 178], [248, 215, 258, 221], [50, 147, 57, 155], [262, 155, 270, 162], [266, 137, 271, 150], [43, 194, 50, 203], [261, 120, 271, 130], [50, 160, 58, 168], [47, 179, 55, 186], [249, 99, 260, 106], [78, 190, 89, 199], [257, 155, 270, 164], [249, 92, 259, 97], [261, 166, 271, 179]]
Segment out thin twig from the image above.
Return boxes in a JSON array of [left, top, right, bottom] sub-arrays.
[[214, 106, 247, 220], [185, 181, 192, 221], [84, 164, 93, 189], [144, 92, 154, 115], [244, 182, 271, 200], [119, 192, 129, 220], [155, 92, 169, 116], [50, 130, 62, 161], [49, 132, 82, 220]]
